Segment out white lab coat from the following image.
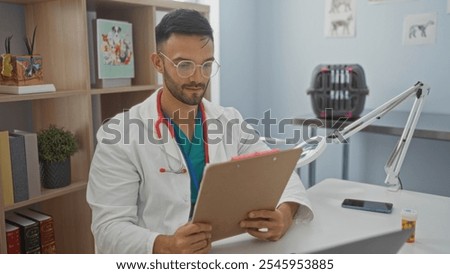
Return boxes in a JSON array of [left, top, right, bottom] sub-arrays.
[[86, 90, 314, 254]]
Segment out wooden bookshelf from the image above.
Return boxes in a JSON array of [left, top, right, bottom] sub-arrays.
[[90, 84, 161, 95], [4, 181, 88, 212], [0, 89, 87, 103], [0, 0, 209, 254]]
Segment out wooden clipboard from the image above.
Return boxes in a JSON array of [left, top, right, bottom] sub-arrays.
[[191, 147, 302, 242]]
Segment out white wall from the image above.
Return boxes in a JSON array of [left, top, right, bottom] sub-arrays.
[[220, 0, 450, 196], [219, 0, 259, 118]]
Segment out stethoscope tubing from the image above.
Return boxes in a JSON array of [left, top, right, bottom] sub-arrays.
[[154, 90, 210, 175]]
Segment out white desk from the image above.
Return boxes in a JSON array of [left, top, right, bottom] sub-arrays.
[[211, 179, 450, 253]]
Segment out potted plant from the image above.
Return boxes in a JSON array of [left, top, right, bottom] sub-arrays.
[[37, 125, 78, 189]]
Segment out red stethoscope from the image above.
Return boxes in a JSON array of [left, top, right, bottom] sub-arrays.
[[154, 90, 209, 174]]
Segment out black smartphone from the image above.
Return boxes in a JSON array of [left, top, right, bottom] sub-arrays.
[[341, 198, 393, 214]]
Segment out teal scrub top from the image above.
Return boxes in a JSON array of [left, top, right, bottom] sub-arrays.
[[170, 110, 205, 205]]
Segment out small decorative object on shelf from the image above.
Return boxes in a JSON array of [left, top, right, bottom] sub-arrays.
[[1, 34, 14, 78], [0, 83, 55, 95], [95, 19, 135, 88], [37, 125, 78, 189], [0, 26, 55, 94]]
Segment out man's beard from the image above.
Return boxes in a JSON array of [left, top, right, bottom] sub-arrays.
[[163, 71, 210, 106]]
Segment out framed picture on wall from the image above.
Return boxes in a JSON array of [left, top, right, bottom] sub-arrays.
[[95, 19, 134, 84], [324, 0, 356, 38], [402, 13, 437, 46]]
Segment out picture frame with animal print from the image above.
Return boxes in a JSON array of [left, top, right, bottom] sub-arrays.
[[402, 13, 437, 46], [96, 19, 135, 80], [324, 0, 356, 38]]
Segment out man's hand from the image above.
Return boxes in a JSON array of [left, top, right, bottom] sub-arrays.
[[239, 202, 299, 241], [153, 223, 212, 254]]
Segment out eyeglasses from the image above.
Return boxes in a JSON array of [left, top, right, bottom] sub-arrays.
[[159, 52, 220, 79]]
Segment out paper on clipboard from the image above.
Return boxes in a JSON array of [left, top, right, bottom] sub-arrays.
[[191, 147, 302, 242]]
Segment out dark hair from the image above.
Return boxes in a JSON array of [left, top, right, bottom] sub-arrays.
[[155, 9, 213, 50]]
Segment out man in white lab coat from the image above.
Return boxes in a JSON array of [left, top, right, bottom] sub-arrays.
[[87, 9, 313, 254]]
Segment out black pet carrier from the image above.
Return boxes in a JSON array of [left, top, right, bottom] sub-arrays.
[[307, 64, 369, 119]]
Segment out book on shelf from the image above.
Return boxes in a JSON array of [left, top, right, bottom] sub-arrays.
[[0, 84, 56, 95], [92, 18, 135, 88], [16, 208, 56, 254], [0, 131, 14, 206], [95, 78, 132, 88], [13, 130, 41, 199], [5, 213, 41, 253], [9, 133, 29, 203], [5, 222, 21, 254]]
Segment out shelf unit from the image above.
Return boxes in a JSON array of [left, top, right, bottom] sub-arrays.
[[0, 0, 209, 254]]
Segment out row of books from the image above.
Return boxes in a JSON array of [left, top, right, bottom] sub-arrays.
[[5, 209, 56, 254], [0, 130, 41, 207]]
